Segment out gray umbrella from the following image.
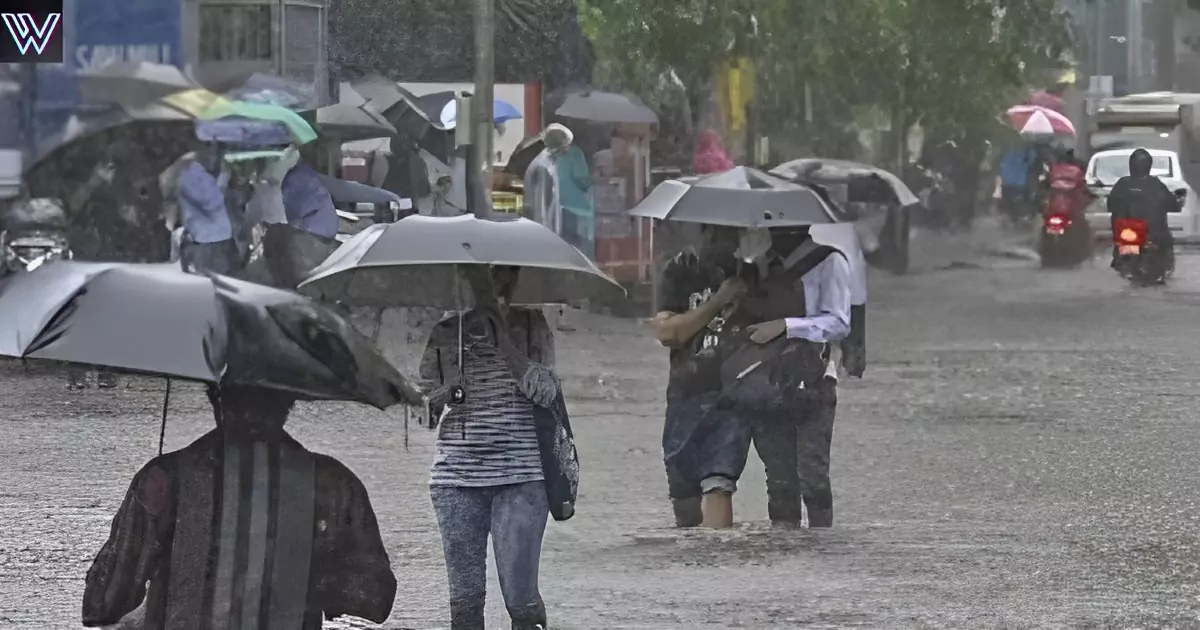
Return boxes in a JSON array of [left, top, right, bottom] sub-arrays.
[[555, 90, 658, 125], [0, 261, 422, 409], [299, 214, 625, 309], [630, 166, 842, 227], [300, 102, 397, 143], [77, 62, 195, 107], [771, 158, 920, 207]]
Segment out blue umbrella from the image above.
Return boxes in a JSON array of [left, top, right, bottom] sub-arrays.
[[437, 97, 522, 129]]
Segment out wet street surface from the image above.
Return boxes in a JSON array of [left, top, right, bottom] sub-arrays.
[[8, 238, 1200, 628]]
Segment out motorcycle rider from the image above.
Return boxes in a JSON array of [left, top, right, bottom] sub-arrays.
[[1107, 148, 1176, 278]]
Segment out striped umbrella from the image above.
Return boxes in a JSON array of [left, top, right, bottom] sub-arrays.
[[1006, 104, 1075, 136]]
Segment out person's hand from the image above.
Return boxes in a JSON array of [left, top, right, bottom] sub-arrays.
[[94, 162, 116, 185], [714, 277, 747, 305], [747, 319, 787, 344]]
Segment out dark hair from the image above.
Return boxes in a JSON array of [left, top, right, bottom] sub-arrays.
[[206, 385, 296, 431]]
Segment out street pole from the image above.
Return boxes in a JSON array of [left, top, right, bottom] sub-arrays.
[[468, 0, 495, 219]]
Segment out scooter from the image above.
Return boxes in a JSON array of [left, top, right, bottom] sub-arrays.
[[1113, 218, 1173, 286], [1, 198, 72, 277], [1038, 183, 1093, 268]]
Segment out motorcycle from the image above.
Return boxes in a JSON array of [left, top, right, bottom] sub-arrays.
[[1, 198, 71, 276], [1038, 170, 1093, 268], [1113, 217, 1173, 285], [912, 167, 954, 230]]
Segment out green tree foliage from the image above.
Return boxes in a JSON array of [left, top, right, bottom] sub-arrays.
[[582, 0, 1071, 163]]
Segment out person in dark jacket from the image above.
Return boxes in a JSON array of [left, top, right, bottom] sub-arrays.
[[82, 385, 398, 629], [1107, 148, 1176, 274]]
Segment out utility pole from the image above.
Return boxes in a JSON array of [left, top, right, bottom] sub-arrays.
[[467, 0, 496, 219]]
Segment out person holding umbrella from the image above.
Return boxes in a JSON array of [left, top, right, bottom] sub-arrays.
[[634, 167, 853, 528], [176, 144, 241, 275], [0, 261, 424, 629], [419, 265, 560, 630]]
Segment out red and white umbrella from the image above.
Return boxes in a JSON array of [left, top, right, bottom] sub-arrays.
[[1006, 104, 1075, 136]]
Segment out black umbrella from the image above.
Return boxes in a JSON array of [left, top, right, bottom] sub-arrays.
[[504, 133, 545, 176], [240, 224, 343, 290], [0, 261, 422, 409], [299, 102, 397, 143], [555, 90, 658, 125], [24, 103, 197, 199], [629, 166, 844, 228]]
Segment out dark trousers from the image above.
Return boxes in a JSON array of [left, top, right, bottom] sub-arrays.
[[430, 482, 549, 630], [747, 381, 838, 526], [180, 239, 240, 276]]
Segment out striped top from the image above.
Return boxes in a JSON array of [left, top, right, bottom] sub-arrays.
[[421, 309, 559, 488]]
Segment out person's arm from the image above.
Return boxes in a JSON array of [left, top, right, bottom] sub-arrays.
[[568, 148, 592, 191], [785, 255, 853, 342], [315, 464, 397, 623], [418, 320, 459, 407], [653, 275, 742, 349], [82, 464, 168, 627]]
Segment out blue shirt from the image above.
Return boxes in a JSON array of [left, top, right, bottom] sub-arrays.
[[281, 164, 338, 239], [781, 248, 853, 343], [999, 148, 1032, 187], [177, 162, 232, 243]]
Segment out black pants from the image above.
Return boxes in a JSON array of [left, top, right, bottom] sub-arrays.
[[180, 239, 240, 276], [747, 381, 838, 525]]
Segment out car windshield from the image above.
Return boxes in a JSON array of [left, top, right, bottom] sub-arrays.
[[1092, 154, 1173, 185]]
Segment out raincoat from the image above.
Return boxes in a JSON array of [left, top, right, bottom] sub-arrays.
[[524, 150, 561, 235], [555, 145, 594, 258]]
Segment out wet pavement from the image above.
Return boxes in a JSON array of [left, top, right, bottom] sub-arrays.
[[6, 230, 1200, 628]]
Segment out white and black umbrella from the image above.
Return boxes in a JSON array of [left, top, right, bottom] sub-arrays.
[[630, 166, 844, 227], [299, 214, 624, 310]]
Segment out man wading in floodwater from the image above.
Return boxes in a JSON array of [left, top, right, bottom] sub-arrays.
[[722, 226, 852, 528], [653, 225, 746, 528]]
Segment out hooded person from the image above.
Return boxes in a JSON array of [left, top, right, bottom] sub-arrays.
[[523, 123, 574, 236], [82, 385, 399, 629]]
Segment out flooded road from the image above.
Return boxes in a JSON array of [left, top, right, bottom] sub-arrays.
[[6, 236, 1200, 628]]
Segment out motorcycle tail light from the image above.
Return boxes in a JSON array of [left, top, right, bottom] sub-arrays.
[[1045, 214, 1069, 235], [1113, 218, 1147, 246]]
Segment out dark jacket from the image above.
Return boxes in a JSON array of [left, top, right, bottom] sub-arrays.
[[1107, 173, 1176, 242]]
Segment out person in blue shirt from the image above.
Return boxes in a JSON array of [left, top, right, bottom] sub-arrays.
[[997, 146, 1034, 223], [282, 159, 338, 240], [177, 145, 240, 275], [555, 137, 594, 260]]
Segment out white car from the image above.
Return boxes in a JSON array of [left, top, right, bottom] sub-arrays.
[[1085, 148, 1199, 239]]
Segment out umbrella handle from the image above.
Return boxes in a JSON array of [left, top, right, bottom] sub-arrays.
[[159, 378, 172, 456]]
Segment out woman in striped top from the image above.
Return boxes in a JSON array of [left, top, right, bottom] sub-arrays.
[[419, 265, 560, 630]]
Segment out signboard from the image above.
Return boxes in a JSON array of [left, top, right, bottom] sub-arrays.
[[74, 0, 180, 68], [28, 0, 181, 152]]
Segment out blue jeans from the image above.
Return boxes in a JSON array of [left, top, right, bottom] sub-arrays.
[[430, 482, 549, 629]]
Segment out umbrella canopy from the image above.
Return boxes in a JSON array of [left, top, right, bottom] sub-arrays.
[[429, 93, 523, 129], [0, 261, 421, 409], [198, 99, 318, 145], [555, 90, 658, 125], [771, 158, 920, 207], [24, 103, 197, 196], [78, 62, 194, 107], [1026, 90, 1065, 113], [630, 166, 842, 228], [299, 214, 625, 309], [300, 102, 397, 142], [317, 175, 410, 207], [504, 133, 545, 176], [76, 62, 257, 110], [227, 72, 316, 109], [1006, 104, 1075, 136]]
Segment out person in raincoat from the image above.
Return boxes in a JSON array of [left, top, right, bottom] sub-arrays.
[[418, 266, 560, 630], [722, 226, 852, 528], [282, 145, 338, 239], [82, 385, 398, 629], [522, 123, 573, 235], [555, 133, 594, 260]]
